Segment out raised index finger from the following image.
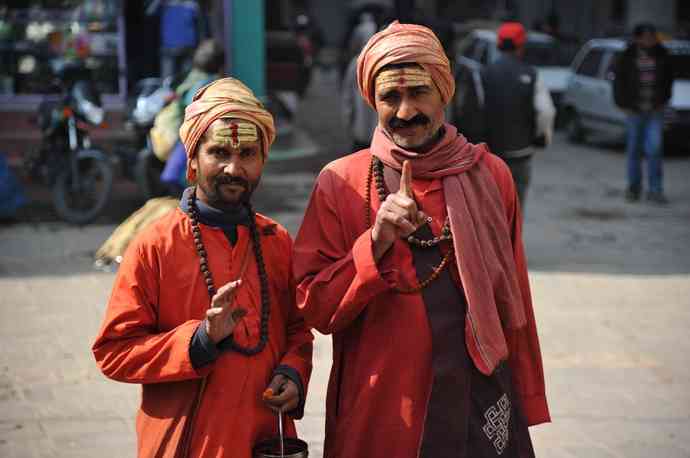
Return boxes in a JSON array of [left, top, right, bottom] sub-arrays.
[[398, 160, 413, 197]]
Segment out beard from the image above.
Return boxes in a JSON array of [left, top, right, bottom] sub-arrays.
[[198, 174, 260, 211]]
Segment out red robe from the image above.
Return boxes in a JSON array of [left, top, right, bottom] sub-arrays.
[[93, 208, 313, 458], [293, 149, 549, 458]]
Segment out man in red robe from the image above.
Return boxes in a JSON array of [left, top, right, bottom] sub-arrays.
[[92, 78, 313, 457], [293, 22, 549, 457]]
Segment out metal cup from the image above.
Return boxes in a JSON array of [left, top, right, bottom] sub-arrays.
[[252, 437, 309, 458]]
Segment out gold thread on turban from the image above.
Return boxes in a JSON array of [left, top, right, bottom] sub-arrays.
[[375, 67, 433, 92]]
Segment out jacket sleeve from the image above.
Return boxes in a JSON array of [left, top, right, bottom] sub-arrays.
[[453, 66, 487, 143], [292, 167, 402, 335], [489, 156, 551, 426], [92, 242, 211, 384], [275, 234, 314, 418], [612, 50, 631, 110], [661, 47, 674, 106], [533, 73, 556, 146]]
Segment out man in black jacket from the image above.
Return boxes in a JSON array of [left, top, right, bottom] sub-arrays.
[[455, 22, 555, 212], [613, 23, 673, 204]]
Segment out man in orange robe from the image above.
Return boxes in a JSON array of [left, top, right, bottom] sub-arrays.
[[293, 22, 549, 457], [93, 78, 313, 457]]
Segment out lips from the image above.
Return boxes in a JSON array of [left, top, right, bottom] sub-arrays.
[[392, 124, 423, 137], [220, 183, 245, 192], [216, 176, 249, 190]]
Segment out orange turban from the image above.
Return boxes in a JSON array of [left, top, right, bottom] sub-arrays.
[[179, 77, 276, 182], [356, 21, 454, 109]]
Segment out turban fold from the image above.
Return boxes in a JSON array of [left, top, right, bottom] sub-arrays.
[[356, 21, 455, 108], [179, 77, 276, 182]]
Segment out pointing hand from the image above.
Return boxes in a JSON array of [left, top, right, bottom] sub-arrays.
[[372, 160, 427, 261]]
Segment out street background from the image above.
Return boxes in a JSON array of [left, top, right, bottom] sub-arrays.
[[1, 65, 690, 457]]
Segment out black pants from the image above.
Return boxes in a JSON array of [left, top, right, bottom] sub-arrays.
[[502, 155, 533, 212]]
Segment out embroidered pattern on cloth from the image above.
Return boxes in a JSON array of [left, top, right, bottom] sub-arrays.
[[482, 394, 511, 455], [375, 67, 433, 91], [213, 121, 258, 148]]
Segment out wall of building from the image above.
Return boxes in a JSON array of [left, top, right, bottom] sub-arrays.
[[625, 0, 676, 33]]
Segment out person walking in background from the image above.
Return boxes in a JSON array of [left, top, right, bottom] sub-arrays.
[[92, 78, 313, 457], [150, 0, 206, 80], [294, 21, 549, 458], [613, 23, 674, 204], [479, 22, 555, 211], [341, 17, 379, 151]]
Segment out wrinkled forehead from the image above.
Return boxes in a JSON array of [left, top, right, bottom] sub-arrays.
[[375, 64, 433, 93], [205, 117, 261, 149]]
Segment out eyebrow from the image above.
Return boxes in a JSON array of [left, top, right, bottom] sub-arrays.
[[379, 88, 399, 98], [380, 84, 431, 97]]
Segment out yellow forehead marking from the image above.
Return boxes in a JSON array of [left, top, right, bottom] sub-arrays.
[[213, 122, 258, 148], [376, 67, 433, 91]]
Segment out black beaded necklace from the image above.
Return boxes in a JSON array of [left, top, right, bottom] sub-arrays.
[[187, 187, 270, 356]]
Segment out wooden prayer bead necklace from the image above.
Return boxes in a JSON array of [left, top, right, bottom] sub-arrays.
[[365, 156, 455, 294], [187, 188, 270, 356]]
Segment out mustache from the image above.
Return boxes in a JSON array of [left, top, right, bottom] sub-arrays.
[[215, 175, 250, 188], [389, 114, 430, 129]]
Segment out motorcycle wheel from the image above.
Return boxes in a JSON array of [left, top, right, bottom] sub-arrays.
[[53, 155, 113, 224], [135, 147, 168, 200]]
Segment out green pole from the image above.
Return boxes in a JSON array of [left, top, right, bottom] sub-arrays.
[[230, 0, 266, 97]]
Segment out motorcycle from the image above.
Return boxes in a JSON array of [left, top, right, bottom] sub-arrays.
[[122, 76, 176, 200], [25, 60, 113, 224]]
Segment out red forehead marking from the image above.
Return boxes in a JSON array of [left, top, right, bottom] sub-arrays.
[[398, 77, 406, 85], [229, 122, 239, 140]]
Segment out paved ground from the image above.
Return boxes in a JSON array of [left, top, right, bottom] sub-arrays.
[[1, 67, 689, 457]]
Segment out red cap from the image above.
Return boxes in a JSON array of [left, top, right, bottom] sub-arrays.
[[497, 22, 526, 49]]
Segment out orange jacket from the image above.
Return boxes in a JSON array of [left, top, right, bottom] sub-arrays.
[[93, 208, 313, 457]]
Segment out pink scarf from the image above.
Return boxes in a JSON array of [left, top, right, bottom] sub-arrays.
[[371, 123, 527, 374]]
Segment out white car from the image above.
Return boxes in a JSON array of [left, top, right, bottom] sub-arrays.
[[454, 28, 574, 111], [562, 38, 690, 147]]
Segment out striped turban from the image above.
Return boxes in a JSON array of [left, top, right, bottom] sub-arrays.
[[356, 21, 455, 108], [179, 77, 276, 182]]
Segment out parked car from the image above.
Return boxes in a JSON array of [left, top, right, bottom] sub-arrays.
[[562, 38, 690, 148], [454, 28, 576, 115]]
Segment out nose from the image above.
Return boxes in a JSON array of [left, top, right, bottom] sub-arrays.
[[222, 154, 243, 176], [396, 95, 417, 121]]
